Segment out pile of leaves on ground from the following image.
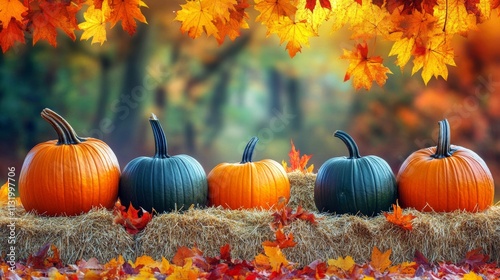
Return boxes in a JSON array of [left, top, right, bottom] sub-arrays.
[[1, 241, 498, 279], [2, 203, 500, 279]]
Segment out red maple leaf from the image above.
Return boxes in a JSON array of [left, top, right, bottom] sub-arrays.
[[271, 205, 318, 230], [0, 19, 25, 53], [26, 244, 63, 269], [305, 0, 332, 11], [108, 0, 148, 35], [113, 201, 152, 235]]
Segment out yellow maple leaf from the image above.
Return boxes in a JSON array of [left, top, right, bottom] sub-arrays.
[[0, 0, 27, 26], [175, 1, 219, 39], [411, 33, 456, 84], [268, 17, 317, 57], [254, 0, 297, 26], [370, 247, 392, 273], [327, 256, 355, 272], [476, 0, 492, 23], [389, 37, 415, 70], [434, 0, 477, 36], [340, 42, 392, 90], [463, 271, 483, 280], [330, 0, 365, 32], [160, 257, 172, 274], [388, 261, 417, 275], [79, 4, 109, 45], [349, 3, 393, 40], [203, 0, 237, 22], [256, 246, 290, 272], [295, 0, 332, 32]]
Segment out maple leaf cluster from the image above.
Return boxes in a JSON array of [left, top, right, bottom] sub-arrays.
[[2, 241, 497, 279], [282, 139, 314, 173], [175, 0, 500, 90], [0, 0, 147, 53], [113, 200, 153, 234]]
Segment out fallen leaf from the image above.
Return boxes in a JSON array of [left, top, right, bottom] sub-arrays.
[[370, 247, 392, 273], [383, 201, 416, 230], [328, 256, 355, 272], [113, 201, 153, 234], [262, 227, 297, 249]]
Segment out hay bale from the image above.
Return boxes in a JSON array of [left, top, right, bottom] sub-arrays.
[[0, 207, 135, 263], [136, 207, 274, 261], [287, 171, 316, 211]]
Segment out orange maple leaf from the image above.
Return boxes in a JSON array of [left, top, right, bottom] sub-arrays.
[[30, 1, 81, 47], [214, 0, 250, 45], [0, 19, 25, 53], [383, 201, 416, 231], [108, 0, 148, 35], [282, 139, 314, 173], [0, 0, 27, 26], [113, 200, 153, 234], [370, 246, 392, 273], [262, 227, 297, 249], [340, 42, 392, 90], [175, 0, 219, 39]]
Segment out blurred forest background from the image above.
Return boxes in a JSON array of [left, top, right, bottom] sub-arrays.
[[1, 1, 500, 200]]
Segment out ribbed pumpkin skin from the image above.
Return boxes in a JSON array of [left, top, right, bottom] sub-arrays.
[[208, 160, 290, 209], [19, 109, 120, 216], [207, 137, 290, 210], [397, 119, 494, 212], [118, 114, 207, 213], [314, 156, 397, 215], [397, 145, 494, 212], [314, 130, 397, 216], [119, 155, 207, 212]]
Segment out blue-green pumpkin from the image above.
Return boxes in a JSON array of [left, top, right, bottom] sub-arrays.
[[314, 130, 397, 216], [119, 114, 207, 213]]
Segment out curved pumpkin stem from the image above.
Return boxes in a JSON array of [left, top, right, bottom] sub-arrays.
[[241, 136, 259, 163], [334, 130, 361, 159], [41, 108, 85, 145], [149, 113, 171, 159], [433, 119, 453, 159]]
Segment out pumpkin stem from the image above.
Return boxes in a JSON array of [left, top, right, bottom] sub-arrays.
[[241, 136, 259, 163], [433, 119, 454, 159], [41, 108, 85, 145], [149, 113, 170, 158], [334, 130, 361, 159]]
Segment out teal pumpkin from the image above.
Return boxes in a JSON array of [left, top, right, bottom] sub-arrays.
[[119, 114, 207, 213], [314, 130, 397, 216]]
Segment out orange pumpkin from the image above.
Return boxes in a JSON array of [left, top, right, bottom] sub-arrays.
[[19, 108, 120, 216], [207, 136, 290, 209], [397, 119, 494, 212]]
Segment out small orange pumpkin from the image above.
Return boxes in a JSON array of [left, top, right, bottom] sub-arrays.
[[397, 119, 494, 212], [19, 108, 120, 216], [207, 136, 290, 209]]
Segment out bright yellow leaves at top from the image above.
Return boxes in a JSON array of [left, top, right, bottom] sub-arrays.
[[268, 17, 317, 57], [79, 3, 110, 45], [77, 0, 147, 45], [175, 0, 250, 44], [412, 34, 456, 84], [341, 42, 392, 90], [254, 0, 298, 24]]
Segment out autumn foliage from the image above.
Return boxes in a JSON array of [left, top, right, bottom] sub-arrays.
[[282, 139, 314, 173], [2, 242, 496, 279], [0, 0, 147, 52], [174, 0, 500, 89]]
